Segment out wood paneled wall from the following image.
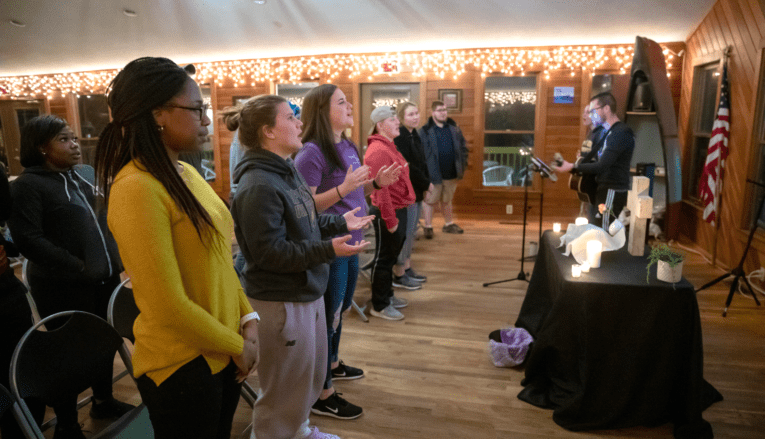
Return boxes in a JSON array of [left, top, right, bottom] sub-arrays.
[[209, 44, 684, 224], [679, 0, 765, 272]]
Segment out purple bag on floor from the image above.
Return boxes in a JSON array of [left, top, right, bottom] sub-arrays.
[[489, 327, 533, 367]]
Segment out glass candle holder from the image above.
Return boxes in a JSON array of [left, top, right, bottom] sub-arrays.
[[575, 217, 588, 226], [572, 264, 582, 278], [553, 223, 561, 233], [580, 261, 590, 272]]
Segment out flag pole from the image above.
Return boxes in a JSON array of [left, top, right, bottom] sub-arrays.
[[711, 47, 731, 266]]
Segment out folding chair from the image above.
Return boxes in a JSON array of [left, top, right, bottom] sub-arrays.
[[107, 279, 260, 408], [20, 258, 43, 324], [1, 383, 37, 439], [10, 311, 154, 438]]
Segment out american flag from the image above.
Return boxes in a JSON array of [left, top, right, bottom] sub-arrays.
[[699, 63, 729, 225]]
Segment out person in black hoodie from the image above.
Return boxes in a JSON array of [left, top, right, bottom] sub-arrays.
[[392, 102, 431, 288], [0, 164, 45, 439], [222, 95, 373, 439], [8, 115, 134, 439]]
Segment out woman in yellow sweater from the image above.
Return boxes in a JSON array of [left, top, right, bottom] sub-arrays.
[[94, 57, 259, 439]]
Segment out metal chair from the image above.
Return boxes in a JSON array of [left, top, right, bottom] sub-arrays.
[[1, 383, 38, 439], [107, 279, 260, 407], [10, 311, 153, 438], [20, 259, 43, 324], [482, 165, 514, 187]]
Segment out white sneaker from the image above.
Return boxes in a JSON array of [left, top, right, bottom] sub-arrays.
[[304, 426, 341, 439], [369, 304, 405, 321]]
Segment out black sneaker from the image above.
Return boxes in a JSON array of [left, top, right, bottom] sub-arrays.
[[89, 397, 135, 420], [53, 423, 86, 439], [331, 360, 365, 381], [311, 392, 363, 420], [442, 223, 464, 234], [424, 227, 434, 239], [405, 268, 427, 282]]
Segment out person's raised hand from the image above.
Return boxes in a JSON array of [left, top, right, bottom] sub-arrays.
[[332, 234, 370, 257], [340, 165, 372, 196], [373, 163, 404, 188], [343, 207, 375, 231]]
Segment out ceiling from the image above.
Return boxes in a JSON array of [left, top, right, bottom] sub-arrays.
[[1, 0, 715, 77]]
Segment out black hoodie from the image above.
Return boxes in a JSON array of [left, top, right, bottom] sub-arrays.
[[232, 148, 348, 303], [9, 165, 122, 282]]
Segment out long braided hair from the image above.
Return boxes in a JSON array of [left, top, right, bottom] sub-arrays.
[[94, 57, 216, 242]]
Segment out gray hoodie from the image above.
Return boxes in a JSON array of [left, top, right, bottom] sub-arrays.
[[231, 148, 348, 303]]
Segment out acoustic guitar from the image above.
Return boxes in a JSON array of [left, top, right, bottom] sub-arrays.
[[567, 139, 598, 204]]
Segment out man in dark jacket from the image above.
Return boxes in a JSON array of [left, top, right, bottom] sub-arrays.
[[556, 92, 635, 228], [418, 100, 469, 238]]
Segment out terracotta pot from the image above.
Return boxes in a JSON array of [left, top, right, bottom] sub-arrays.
[[657, 259, 683, 283]]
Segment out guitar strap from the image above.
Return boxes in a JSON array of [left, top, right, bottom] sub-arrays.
[[596, 122, 618, 160]]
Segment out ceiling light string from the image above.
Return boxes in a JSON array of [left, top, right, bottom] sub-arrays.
[[0, 44, 674, 98]]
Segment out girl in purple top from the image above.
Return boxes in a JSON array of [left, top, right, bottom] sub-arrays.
[[295, 84, 400, 419]]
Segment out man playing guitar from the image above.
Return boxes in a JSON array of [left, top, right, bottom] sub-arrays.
[[554, 92, 635, 229], [569, 103, 607, 210]]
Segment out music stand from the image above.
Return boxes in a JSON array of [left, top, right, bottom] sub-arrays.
[[483, 157, 554, 287], [695, 178, 764, 316]]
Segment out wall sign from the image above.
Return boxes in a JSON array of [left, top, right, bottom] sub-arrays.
[[553, 87, 575, 104]]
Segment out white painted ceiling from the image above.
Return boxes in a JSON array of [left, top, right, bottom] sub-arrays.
[[1, 0, 715, 77]]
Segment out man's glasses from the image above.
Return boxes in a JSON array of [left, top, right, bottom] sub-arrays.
[[589, 105, 604, 115], [164, 103, 209, 121]]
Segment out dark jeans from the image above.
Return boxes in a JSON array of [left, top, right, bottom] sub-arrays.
[[370, 206, 408, 311], [0, 279, 45, 439], [27, 273, 122, 427], [136, 356, 242, 439], [323, 255, 359, 389]]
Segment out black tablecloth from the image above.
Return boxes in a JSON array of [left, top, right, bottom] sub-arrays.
[[515, 231, 722, 439]]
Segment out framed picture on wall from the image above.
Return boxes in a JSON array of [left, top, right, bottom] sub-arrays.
[[438, 89, 463, 112]]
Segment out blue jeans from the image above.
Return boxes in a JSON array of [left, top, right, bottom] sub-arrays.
[[323, 255, 359, 389]]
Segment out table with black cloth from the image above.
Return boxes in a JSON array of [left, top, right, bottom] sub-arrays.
[[514, 230, 722, 439]]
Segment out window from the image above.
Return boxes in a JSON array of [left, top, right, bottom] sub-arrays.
[[483, 76, 536, 187], [275, 82, 318, 110], [179, 86, 216, 181], [77, 94, 110, 166], [687, 62, 720, 202]]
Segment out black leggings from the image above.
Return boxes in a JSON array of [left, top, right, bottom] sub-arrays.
[[136, 356, 242, 439], [370, 206, 408, 311]]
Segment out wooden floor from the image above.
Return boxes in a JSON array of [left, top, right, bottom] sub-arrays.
[[63, 217, 765, 438]]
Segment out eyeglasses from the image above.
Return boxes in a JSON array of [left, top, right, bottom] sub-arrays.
[[434, 108, 448, 113], [164, 103, 209, 121], [589, 106, 604, 114]]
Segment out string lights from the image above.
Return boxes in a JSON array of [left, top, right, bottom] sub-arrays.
[[485, 91, 537, 107], [0, 44, 679, 98]]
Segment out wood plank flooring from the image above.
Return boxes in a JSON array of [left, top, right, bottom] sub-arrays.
[[48, 217, 765, 439]]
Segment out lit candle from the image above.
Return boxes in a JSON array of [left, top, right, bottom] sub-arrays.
[[575, 217, 588, 226], [580, 261, 590, 272], [553, 223, 561, 233], [572, 264, 582, 277], [586, 240, 603, 268]]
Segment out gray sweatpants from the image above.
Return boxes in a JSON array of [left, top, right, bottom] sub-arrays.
[[249, 297, 328, 439]]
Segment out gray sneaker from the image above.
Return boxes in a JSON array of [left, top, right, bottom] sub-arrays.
[[392, 274, 422, 290], [390, 296, 408, 308], [442, 223, 464, 234], [369, 304, 405, 320]]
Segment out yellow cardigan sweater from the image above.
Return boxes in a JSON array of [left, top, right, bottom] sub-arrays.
[[108, 161, 253, 385]]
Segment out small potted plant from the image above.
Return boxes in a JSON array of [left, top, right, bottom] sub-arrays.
[[646, 243, 685, 284]]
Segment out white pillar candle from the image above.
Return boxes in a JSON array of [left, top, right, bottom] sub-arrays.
[[580, 261, 590, 272], [553, 223, 561, 232], [575, 217, 588, 226], [572, 264, 582, 277], [586, 240, 603, 268]]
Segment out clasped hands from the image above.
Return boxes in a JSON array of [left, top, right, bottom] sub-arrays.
[[234, 320, 259, 382]]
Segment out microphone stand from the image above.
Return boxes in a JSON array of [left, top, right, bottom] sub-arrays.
[[484, 164, 540, 287]]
